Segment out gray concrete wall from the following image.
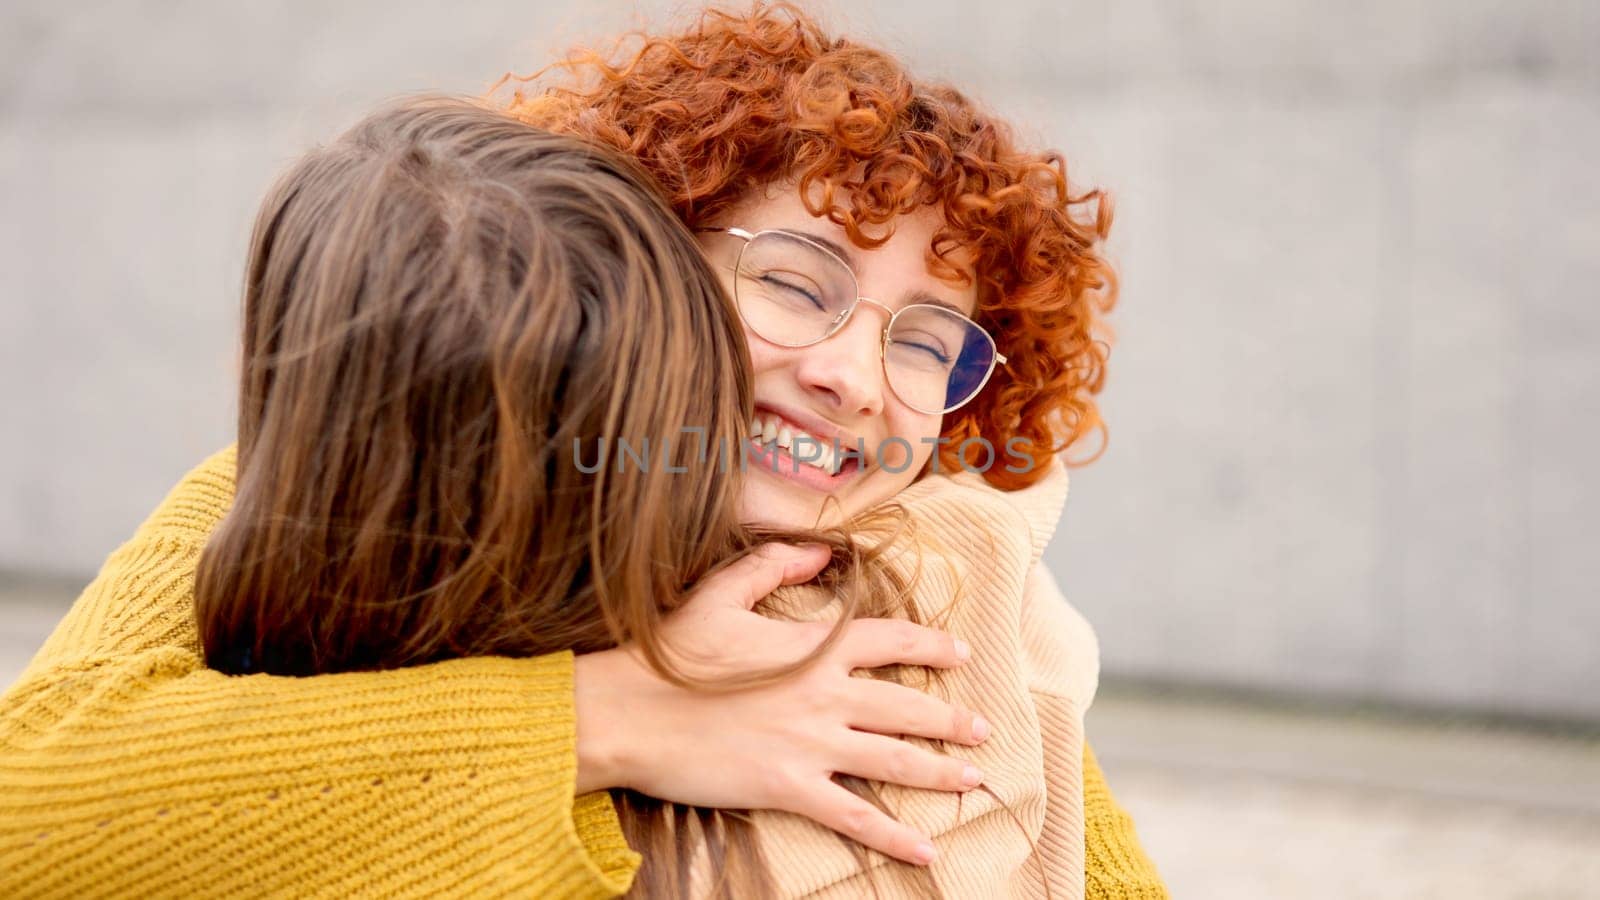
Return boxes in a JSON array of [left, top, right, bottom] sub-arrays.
[[3, 1, 1596, 719]]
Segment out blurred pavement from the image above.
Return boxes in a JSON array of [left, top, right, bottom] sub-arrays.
[[1090, 688, 1600, 899]]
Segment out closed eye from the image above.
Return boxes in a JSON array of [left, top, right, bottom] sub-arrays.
[[760, 274, 825, 310], [891, 338, 952, 365]]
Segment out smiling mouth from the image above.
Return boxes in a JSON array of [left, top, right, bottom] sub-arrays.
[[747, 412, 866, 478]]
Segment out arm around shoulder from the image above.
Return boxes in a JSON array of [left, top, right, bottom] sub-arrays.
[[1, 449, 639, 898]]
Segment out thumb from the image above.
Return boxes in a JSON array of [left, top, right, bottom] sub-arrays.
[[693, 542, 831, 611]]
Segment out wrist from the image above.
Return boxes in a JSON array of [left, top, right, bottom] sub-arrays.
[[572, 647, 637, 794]]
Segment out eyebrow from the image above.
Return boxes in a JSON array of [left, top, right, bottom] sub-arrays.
[[778, 228, 857, 267], [776, 228, 974, 318]]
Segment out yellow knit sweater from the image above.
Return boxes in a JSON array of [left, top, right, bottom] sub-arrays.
[[0, 448, 1166, 899]]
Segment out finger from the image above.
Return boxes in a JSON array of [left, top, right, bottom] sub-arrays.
[[694, 543, 830, 611], [770, 542, 832, 585], [838, 618, 970, 670], [842, 678, 990, 746], [831, 729, 985, 794], [791, 781, 940, 867]]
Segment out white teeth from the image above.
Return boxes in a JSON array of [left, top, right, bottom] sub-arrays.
[[749, 412, 850, 477], [814, 442, 837, 475]]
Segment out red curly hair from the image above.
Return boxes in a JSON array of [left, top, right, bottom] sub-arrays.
[[498, 1, 1116, 489]]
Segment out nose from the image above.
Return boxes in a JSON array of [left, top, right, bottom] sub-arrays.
[[794, 300, 890, 418]]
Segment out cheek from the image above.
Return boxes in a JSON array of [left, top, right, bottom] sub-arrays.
[[743, 326, 783, 375], [877, 410, 945, 475]]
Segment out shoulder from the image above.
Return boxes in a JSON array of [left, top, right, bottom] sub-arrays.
[[135, 445, 238, 543], [897, 454, 1070, 569]]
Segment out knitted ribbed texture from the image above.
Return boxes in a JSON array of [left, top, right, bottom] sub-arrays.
[[1083, 745, 1170, 900], [0, 448, 1167, 898], [0, 448, 640, 899], [693, 461, 1168, 899]]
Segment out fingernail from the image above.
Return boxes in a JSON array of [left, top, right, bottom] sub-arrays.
[[915, 841, 938, 865], [971, 715, 991, 742], [953, 639, 971, 662], [962, 765, 983, 787]]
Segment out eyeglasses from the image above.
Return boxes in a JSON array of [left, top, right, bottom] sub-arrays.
[[700, 227, 1006, 415]]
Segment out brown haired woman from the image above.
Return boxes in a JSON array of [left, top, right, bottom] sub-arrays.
[[1, 5, 1168, 899], [0, 95, 998, 893]]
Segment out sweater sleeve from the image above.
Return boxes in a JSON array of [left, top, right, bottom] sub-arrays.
[[0, 448, 640, 899], [1083, 743, 1170, 900]]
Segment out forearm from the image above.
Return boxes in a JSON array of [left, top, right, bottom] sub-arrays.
[[2, 448, 640, 896], [1, 647, 638, 898]]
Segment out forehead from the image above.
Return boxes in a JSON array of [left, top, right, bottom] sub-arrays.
[[723, 184, 979, 315]]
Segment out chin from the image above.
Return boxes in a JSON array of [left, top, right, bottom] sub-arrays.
[[738, 479, 823, 531]]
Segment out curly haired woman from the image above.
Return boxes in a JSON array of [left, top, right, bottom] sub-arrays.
[[0, 4, 1166, 898]]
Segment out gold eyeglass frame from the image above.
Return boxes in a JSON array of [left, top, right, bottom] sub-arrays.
[[698, 226, 1007, 415]]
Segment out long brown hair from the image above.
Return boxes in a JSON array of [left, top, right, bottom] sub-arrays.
[[197, 94, 753, 675], [194, 96, 946, 897]]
